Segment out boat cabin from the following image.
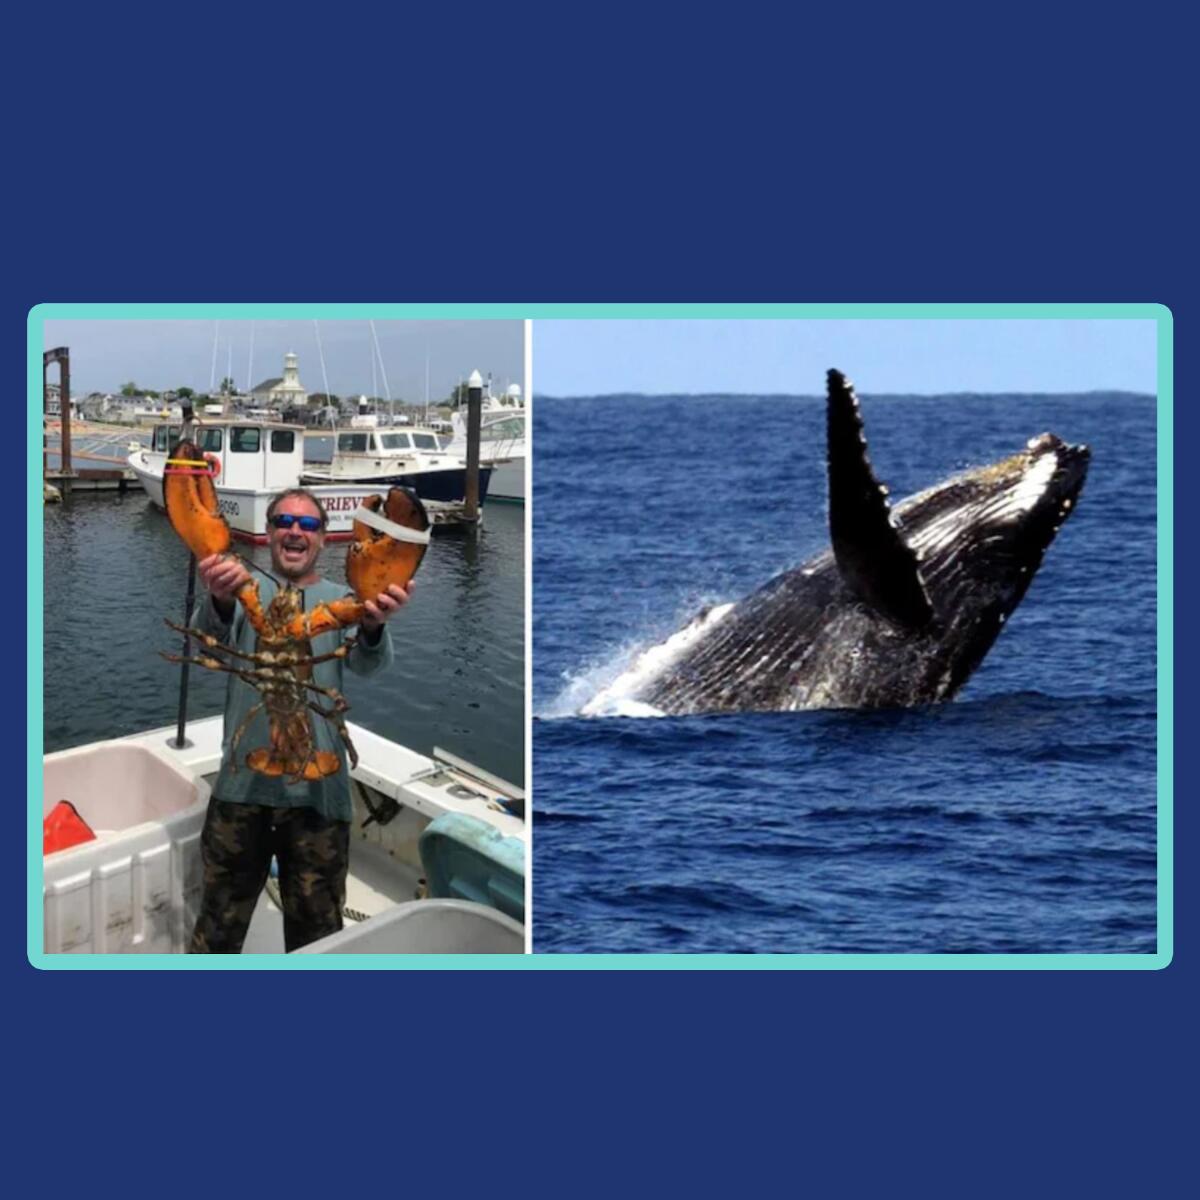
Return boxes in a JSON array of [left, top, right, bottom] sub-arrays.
[[336, 428, 443, 457], [152, 420, 305, 492]]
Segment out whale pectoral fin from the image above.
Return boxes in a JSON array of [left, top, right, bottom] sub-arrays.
[[826, 369, 934, 629]]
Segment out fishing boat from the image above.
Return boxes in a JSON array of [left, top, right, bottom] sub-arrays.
[[127, 416, 485, 539], [445, 383, 525, 502], [301, 407, 493, 505], [42, 716, 526, 956]]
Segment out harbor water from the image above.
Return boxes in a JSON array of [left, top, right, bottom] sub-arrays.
[[533, 392, 1158, 954], [43, 492, 525, 787]]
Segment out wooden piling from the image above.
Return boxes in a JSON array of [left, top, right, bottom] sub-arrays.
[[463, 369, 484, 523], [44, 347, 72, 500]]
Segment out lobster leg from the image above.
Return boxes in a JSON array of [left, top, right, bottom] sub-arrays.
[[285, 742, 318, 786], [294, 679, 355, 723], [308, 700, 360, 770], [227, 701, 266, 775], [280, 598, 366, 641], [163, 619, 267, 664], [159, 651, 277, 692], [277, 640, 357, 670], [232, 578, 271, 637]]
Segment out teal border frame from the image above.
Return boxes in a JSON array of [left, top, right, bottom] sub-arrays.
[[28, 302, 1172, 970]]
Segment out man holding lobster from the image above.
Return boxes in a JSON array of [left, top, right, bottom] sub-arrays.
[[185, 487, 415, 954]]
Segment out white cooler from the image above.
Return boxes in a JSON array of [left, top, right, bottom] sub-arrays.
[[42, 741, 210, 954]]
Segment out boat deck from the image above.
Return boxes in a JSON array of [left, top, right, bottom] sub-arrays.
[[43, 717, 526, 955]]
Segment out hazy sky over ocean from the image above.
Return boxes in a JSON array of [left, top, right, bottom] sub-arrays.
[[533, 319, 1158, 395], [41, 319, 524, 401]]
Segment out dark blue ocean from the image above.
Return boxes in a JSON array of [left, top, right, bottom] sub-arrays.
[[533, 392, 1157, 954]]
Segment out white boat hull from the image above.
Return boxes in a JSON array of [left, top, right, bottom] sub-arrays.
[[485, 456, 525, 502]]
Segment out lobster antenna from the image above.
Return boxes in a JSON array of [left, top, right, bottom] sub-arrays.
[[241, 556, 281, 589]]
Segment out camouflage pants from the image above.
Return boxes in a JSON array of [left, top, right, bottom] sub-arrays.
[[189, 798, 350, 954]]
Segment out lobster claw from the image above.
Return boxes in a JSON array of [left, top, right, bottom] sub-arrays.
[[346, 488, 431, 601], [164, 440, 231, 560], [295, 489, 430, 640]]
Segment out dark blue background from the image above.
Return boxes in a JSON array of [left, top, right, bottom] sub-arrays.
[[10, 5, 1190, 1195]]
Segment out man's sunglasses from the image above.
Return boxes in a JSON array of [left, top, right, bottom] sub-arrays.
[[270, 514, 323, 532]]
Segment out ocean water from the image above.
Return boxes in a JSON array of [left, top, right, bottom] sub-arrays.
[[43, 495, 525, 786], [533, 392, 1157, 954]]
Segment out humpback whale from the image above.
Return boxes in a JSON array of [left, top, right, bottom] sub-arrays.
[[586, 370, 1089, 716]]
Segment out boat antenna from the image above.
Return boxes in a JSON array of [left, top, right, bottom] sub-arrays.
[[369, 320, 392, 420], [370, 328, 377, 405], [209, 320, 220, 393], [313, 319, 334, 421], [245, 321, 255, 410]]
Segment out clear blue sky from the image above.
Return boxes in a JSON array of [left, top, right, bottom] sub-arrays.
[[533, 319, 1157, 395], [41, 319, 524, 401]]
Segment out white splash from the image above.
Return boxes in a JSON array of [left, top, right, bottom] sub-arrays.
[[583, 697, 667, 719], [540, 654, 638, 720], [574, 602, 736, 718]]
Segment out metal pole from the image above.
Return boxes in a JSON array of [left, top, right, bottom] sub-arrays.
[[463, 369, 483, 523], [172, 555, 198, 749]]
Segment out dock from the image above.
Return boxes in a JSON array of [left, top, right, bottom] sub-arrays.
[[43, 391, 146, 498], [44, 468, 139, 494], [423, 499, 483, 529]]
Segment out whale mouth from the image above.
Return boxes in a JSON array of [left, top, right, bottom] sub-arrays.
[[1027, 431, 1089, 471], [1023, 433, 1090, 519]]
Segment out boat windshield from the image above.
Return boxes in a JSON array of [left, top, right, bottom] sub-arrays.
[[380, 433, 413, 451], [337, 433, 370, 453], [482, 416, 524, 442], [153, 425, 222, 452], [153, 425, 182, 452]]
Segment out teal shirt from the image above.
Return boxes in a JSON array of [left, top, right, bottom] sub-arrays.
[[194, 575, 394, 823]]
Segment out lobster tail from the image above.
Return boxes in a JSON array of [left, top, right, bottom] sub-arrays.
[[164, 440, 231, 560], [245, 749, 341, 780]]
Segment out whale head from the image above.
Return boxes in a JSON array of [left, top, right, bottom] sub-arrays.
[[897, 430, 1090, 625]]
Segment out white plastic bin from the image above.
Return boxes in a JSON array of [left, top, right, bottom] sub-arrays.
[[43, 742, 211, 954]]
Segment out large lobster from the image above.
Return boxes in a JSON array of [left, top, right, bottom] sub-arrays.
[[160, 439, 429, 783]]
